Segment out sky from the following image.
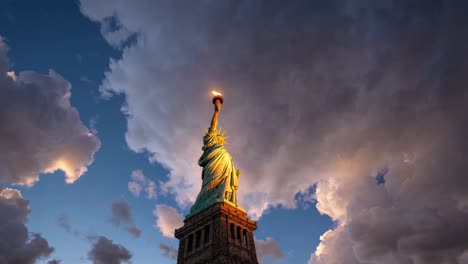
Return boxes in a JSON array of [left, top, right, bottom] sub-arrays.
[[0, 0, 468, 264]]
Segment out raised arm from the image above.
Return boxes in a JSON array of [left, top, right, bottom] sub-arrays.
[[209, 99, 222, 132]]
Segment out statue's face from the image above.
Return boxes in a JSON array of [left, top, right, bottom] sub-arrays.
[[217, 136, 224, 145]]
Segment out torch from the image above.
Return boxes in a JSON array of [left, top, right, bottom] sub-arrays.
[[211, 90, 224, 105]]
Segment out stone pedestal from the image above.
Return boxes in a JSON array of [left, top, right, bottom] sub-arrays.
[[174, 202, 259, 264]]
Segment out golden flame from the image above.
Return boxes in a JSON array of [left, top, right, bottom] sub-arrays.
[[211, 90, 222, 97]]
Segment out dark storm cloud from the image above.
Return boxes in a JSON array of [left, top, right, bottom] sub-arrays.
[[88, 236, 132, 264], [0, 188, 54, 263], [80, 0, 468, 263], [48, 259, 61, 264], [159, 243, 178, 260], [0, 37, 100, 186], [110, 200, 141, 238]]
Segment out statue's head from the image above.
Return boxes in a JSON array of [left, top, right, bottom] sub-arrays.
[[217, 135, 225, 145], [215, 128, 228, 145]]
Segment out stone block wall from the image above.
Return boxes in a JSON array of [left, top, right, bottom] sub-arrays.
[[175, 202, 258, 264]]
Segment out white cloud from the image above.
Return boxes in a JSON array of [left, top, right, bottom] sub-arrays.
[[79, 0, 322, 217], [130, 170, 146, 183], [80, 1, 468, 263], [153, 204, 183, 238], [309, 227, 360, 264], [127, 182, 142, 197], [145, 180, 157, 199], [128, 170, 157, 199]]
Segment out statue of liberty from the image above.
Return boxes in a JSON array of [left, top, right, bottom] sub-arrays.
[[189, 92, 240, 216]]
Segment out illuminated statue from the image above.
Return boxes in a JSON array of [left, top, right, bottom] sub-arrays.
[[189, 92, 240, 215]]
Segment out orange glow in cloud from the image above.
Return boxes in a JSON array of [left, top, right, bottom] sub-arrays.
[[46, 159, 87, 184]]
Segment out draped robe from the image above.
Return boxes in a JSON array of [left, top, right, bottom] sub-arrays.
[[190, 129, 239, 215]]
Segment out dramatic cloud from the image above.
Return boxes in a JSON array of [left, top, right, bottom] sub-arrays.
[[128, 170, 157, 199], [80, 0, 468, 262], [310, 226, 360, 264], [88, 236, 132, 264], [0, 37, 100, 186], [110, 200, 141, 238], [48, 259, 61, 264], [153, 204, 183, 238], [255, 237, 285, 263], [0, 188, 54, 263], [159, 243, 178, 260]]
